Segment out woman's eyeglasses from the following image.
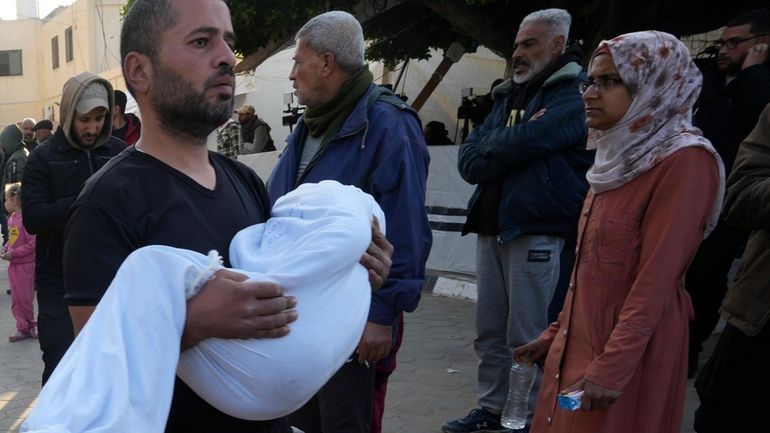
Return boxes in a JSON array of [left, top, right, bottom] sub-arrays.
[[580, 77, 624, 94]]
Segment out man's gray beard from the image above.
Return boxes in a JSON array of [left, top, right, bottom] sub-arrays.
[[512, 57, 548, 85], [150, 63, 233, 142]]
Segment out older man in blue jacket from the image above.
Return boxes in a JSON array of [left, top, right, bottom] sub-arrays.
[[268, 10, 432, 433], [444, 8, 593, 433]]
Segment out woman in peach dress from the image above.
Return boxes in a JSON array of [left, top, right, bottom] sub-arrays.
[[517, 31, 725, 433]]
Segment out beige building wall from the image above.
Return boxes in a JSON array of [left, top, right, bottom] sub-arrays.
[[0, 19, 44, 127], [0, 0, 127, 130]]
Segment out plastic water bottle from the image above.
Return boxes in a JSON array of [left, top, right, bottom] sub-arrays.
[[500, 355, 537, 429]]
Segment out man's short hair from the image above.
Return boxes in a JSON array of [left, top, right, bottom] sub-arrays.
[[235, 104, 255, 115], [296, 11, 365, 74], [114, 90, 128, 114], [119, 0, 180, 95], [726, 8, 770, 35], [426, 121, 448, 136], [519, 8, 572, 40]]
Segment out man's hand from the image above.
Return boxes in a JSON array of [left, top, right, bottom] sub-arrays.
[[514, 337, 551, 368], [181, 269, 297, 350], [743, 43, 769, 69], [357, 321, 392, 364], [529, 108, 547, 121], [359, 216, 393, 291], [0, 251, 10, 261], [562, 378, 622, 411]]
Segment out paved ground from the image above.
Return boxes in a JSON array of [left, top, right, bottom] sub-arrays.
[[0, 264, 714, 432], [0, 260, 42, 432]]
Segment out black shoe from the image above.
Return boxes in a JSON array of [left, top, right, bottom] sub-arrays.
[[5, 289, 9, 295], [443, 408, 510, 433]]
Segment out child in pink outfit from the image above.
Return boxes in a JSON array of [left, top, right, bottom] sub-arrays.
[[3, 183, 37, 342]]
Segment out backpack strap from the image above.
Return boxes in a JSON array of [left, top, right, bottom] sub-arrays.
[[366, 85, 416, 114]]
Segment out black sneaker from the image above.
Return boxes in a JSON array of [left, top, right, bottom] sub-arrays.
[[442, 408, 510, 433]]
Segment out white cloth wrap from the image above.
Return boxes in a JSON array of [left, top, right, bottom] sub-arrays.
[[22, 180, 385, 432]]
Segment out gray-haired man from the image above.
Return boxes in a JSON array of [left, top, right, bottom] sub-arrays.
[[445, 8, 592, 433], [269, 10, 432, 433]]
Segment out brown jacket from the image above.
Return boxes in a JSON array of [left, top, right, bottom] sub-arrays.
[[721, 103, 770, 337]]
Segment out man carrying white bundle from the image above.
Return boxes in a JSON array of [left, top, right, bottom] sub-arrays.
[[23, 181, 385, 433], [54, 1, 393, 432]]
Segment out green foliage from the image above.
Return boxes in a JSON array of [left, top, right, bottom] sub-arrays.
[[121, 0, 357, 56], [362, 3, 457, 68], [121, 0, 770, 68], [227, 0, 357, 56], [121, 0, 464, 66]]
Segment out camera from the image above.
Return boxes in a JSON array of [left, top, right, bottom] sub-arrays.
[[282, 92, 305, 131], [457, 88, 494, 126], [457, 88, 495, 141]]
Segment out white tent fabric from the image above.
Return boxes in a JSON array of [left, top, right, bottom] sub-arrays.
[[424, 145, 476, 275], [204, 46, 506, 153], [22, 181, 385, 433]]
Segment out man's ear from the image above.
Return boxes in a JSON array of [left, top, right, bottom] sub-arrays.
[[553, 35, 566, 54], [124, 52, 152, 95], [320, 52, 336, 77]]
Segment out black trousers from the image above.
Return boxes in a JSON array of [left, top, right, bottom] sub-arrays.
[[547, 237, 576, 323], [289, 356, 375, 433], [684, 220, 748, 355], [37, 311, 74, 385], [694, 322, 770, 433]]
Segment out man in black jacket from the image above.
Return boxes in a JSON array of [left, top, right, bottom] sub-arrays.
[[21, 71, 125, 384], [686, 8, 770, 378], [445, 8, 591, 433]]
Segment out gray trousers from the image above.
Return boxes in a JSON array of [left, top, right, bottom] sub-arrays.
[[474, 234, 564, 414]]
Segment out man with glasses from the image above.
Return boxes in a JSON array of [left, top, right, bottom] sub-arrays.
[[445, 8, 593, 433], [685, 8, 770, 379]]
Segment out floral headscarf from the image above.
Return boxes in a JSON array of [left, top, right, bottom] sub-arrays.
[[585, 30, 725, 236]]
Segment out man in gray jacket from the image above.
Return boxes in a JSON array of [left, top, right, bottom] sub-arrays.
[[0, 124, 28, 243]]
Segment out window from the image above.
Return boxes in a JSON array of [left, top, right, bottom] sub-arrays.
[[52, 36, 59, 69], [65, 27, 73, 62], [0, 50, 23, 76]]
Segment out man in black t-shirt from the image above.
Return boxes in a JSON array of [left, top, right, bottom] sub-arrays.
[[61, 1, 391, 432]]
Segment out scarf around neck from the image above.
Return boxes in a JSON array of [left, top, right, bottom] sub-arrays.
[[585, 31, 725, 237], [303, 66, 374, 139]]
